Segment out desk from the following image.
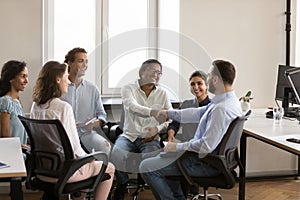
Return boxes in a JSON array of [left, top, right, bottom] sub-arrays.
[[239, 109, 300, 200], [0, 138, 27, 200]]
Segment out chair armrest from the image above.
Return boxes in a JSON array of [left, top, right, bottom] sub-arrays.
[[55, 151, 108, 196], [108, 124, 123, 143], [93, 122, 115, 138], [100, 123, 110, 137]]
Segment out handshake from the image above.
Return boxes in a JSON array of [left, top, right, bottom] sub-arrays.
[[150, 109, 169, 123]]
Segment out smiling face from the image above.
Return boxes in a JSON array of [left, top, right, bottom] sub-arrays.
[[57, 66, 70, 94], [68, 52, 88, 79], [190, 76, 208, 102], [140, 63, 162, 85], [10, 67, 29, 92]]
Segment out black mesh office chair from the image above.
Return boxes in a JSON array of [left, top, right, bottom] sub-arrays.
[[18, 115, 110, 200], [168, 110, 251, 200]]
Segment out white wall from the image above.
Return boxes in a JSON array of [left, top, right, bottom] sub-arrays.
[[0, 0, 298, 173], [0, 0, 42, 112], [180, 0, 296, 107]]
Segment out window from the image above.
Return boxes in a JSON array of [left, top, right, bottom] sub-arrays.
[[43, 0, 97, 82], [43, 0, 179, 100]]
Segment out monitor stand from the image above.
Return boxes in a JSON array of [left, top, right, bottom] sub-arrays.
[[284, 107, 298, 117], [282, 88, 298, 117]]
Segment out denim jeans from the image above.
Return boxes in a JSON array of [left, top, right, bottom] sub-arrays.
[[140, 153, 221, 200], [110, 136, 161, 184], [79, 129, 111, 156]]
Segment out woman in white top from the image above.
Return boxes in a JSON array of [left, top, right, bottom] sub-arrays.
[[30, 61, 115, 200]]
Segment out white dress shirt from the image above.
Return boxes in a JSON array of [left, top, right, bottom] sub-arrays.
[[121, 80, 172, 142]]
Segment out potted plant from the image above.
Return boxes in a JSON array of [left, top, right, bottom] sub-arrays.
[[239, 91, 253, 112]]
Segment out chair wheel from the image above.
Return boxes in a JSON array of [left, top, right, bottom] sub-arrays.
[[133, 195, 138, 200]]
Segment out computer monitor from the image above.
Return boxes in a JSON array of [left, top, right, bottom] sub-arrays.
[[275, 65, 300, 117], [285, 67, 300, 105]]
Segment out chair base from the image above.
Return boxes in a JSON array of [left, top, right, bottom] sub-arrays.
[[191, 190, 222, 200], [111, 176, 149, 200]]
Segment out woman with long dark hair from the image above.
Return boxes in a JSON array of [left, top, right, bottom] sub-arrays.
[[0, 60, 29, 150]]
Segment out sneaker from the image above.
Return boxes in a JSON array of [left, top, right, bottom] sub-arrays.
[[113, 183, 127, 200]]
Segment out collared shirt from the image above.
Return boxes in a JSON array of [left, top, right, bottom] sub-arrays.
[[121, 80, 172, 142], [61, 79, 107, 135], [167, 96, 210, 141], [168, 91, 243, 157]]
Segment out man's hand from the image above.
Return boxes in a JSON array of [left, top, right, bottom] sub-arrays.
[[21, 144, 31, 151], [150, 109, 168, 123], [85, 119, 102, 130], [164, 142, 177, 152], [142, 127, 158, 143]]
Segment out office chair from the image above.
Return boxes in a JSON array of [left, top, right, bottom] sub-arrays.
[[18, 115, 110, 200], [168, 110, 251, 200], [109, 105, 167, 200]]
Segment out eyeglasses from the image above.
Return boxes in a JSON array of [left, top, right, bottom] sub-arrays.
[[147, 68, 163, 76]]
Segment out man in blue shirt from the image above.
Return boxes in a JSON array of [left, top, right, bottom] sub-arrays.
[[61, 47, 111, 155], [140, 59, 243, 200]]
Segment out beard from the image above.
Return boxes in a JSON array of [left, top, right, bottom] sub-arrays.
[[208, 81, 215, 94]]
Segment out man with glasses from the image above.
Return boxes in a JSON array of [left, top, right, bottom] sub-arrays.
[[110, 59, 172, 200]]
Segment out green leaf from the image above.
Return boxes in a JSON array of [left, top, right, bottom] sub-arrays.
[[245, 91, 252, 97]]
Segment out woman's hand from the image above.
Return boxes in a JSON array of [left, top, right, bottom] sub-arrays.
[[167, 129, 176, 142]]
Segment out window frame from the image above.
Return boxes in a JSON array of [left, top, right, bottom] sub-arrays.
[[43, 0, 179, 98]]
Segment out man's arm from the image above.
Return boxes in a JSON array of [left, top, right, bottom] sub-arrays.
[[153, 106, 207, 124], [175, 107, 229, 156], [122, 85, 152, 117]]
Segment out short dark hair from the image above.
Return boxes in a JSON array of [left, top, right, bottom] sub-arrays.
[[211, 60, 236, 85], [139, 59, 162, 78], [64, 47, 87, 63], [33, 61, 68, 105], [189, 70, 208, 85], [0, 60, 27, 97]]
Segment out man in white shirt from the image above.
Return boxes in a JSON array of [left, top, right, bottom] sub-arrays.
[[110, 59, 172, 200]]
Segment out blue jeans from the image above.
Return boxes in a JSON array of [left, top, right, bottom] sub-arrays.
[[140, 153, 221, 200], [79, 129, 111, 156], [110, 136, 161, 184]]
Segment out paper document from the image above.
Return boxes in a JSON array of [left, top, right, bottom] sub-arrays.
[[76, 117, 98, 127], [0, 161, 9, 169]]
